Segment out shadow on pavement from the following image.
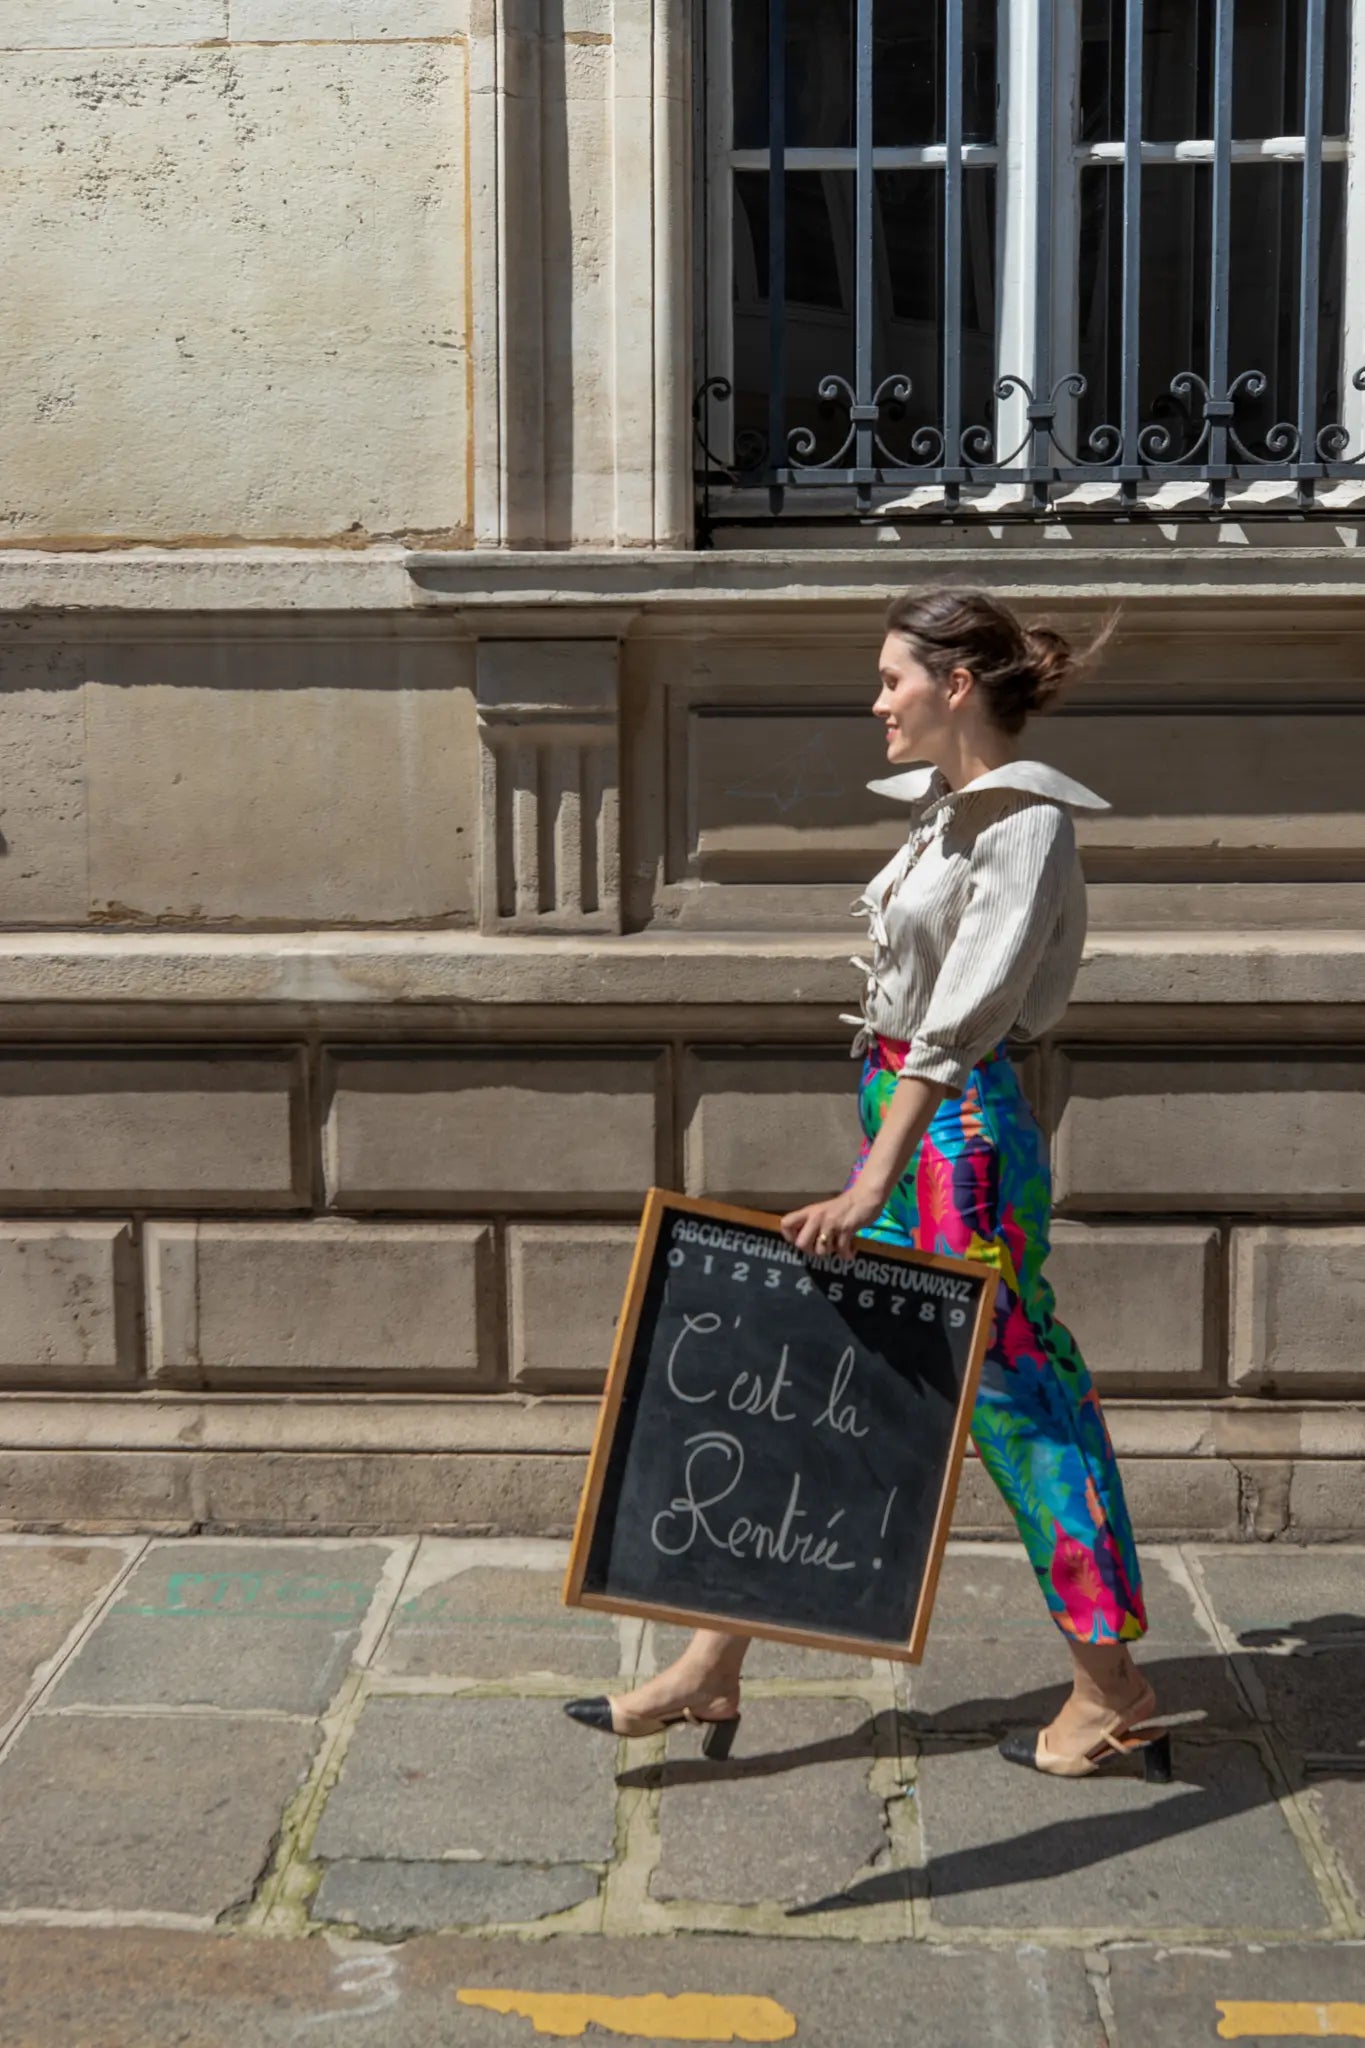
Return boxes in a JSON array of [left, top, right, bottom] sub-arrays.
[[627, 1612, 1365, 1918]]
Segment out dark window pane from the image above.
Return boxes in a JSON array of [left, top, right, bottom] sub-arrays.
[[731, 174, 773, 465], [1077, 159, 1347, 459], [1078, 164, 1212, 456], [1078, 0, 1122, 145], [732, 0, 855, 149], [873, 168, 997, 453], [1233, 0, 1352, 139], [733, 2, 771, 148], [1080, 0, 1216, 143], [732, 171, 855, 466], [1227, 159, 1347, 444], [1079, 0, 1349, 145], [1142, 0, 1216, 142], [873, 0, 997, 147]]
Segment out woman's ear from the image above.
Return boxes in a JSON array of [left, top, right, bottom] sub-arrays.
[[946, 664, 975, 706]]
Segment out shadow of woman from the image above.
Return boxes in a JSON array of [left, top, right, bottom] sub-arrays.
[[617, 1613, 1365, 1919]]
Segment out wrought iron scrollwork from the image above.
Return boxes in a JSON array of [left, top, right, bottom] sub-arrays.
[[695, 361, 1365, 513], [1316, 368, 1365, 462]]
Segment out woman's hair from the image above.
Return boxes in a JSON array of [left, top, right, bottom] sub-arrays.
[[883, 587, 1116, 736]]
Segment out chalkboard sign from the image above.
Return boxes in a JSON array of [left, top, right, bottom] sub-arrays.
[[564, 1189, 997, 1662]]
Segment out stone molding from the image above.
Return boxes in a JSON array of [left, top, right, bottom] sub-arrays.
[[475, 638, 622, 930], [4, 544, 1365, 616], [0, 929, 1356, 1011], [4, 1393, 1365, 1458]]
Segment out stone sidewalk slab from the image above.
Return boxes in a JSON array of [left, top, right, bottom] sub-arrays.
[[0, 1539, 137, 1728], [1304, 1775, 1365, 1899], [312, 1697, 617, 1864], [0, 1927, 1102, 2048], [0, 1713, 317, 1916], [47, 1540, 393, 1715], [1191, 1546, 1365, 1757], [1107, 1941, 1365, 2048], [380, 1561, 623, 1680], [312, 1857, 598, 1935], [651, 1699, 889, 1908], [899, 1549, 1249, 1733], [916, 1735, 1329, 1931], [653, 1624, 872, 1681]]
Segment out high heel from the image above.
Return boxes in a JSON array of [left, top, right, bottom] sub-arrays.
[[998, 1683, 1171, 1781], [699, 1714, 739, 1762], [563, 1696, 741, 1755], [1142, 1730, 1173, 1785]]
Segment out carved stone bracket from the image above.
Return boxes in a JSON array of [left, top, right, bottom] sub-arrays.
[[475, 639, 622, 933]]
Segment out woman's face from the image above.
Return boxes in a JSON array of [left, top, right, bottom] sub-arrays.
[[873, 633, 963, 765]]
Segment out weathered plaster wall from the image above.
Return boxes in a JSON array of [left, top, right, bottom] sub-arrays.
[[0, 2, 471, 545]]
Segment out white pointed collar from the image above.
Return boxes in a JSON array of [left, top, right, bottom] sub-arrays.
[[865, 758, 1111, 813]]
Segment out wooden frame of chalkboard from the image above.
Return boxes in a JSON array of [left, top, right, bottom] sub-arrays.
[[563, 1188, 998, 1663]]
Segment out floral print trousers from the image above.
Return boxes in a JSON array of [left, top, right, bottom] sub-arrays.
[[848, 1034, 1147, 1643]]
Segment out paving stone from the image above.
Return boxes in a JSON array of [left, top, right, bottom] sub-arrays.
[[312, 1858, 597, 1933], [1192, 1546, 1365, 1755], [0, 1928, 1103, 2048], [1107, 1942, 1365, 2048], [1305, 1777, 1365, 1900], [312, 1698, 617, 1864], [47, 1541, 391, 1714], [652, 1624, 872, 1681], [917, 1736, 1328, 1930], [380, 1566, 622, 1680], [0, 1541, 134, 1727], [0, 1712, 316, 1915], [652, 1698, 888, 1908], [898, 1548, 1248, 1732]]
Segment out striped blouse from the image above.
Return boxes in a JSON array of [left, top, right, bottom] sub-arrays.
[[842, 759, 1111, 1094]]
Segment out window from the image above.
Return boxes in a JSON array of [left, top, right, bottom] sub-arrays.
[[696, 0, 1365, 528]]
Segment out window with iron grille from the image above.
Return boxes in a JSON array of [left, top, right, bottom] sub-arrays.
[[695, 0, 1365, 530]]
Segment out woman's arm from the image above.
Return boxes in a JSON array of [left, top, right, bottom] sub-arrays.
[[780, 1073, 947, 1258]]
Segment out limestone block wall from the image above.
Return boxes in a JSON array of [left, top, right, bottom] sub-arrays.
[[0, 2, 471, 546], [0, 623, 478, 926], [0, 561, 1361, 1539], [0, 1020, 1362, 1538]]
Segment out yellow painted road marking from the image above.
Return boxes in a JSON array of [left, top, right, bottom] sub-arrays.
[[1217, 2003, 1365, 2039], [455, 1989, 797, 2041]]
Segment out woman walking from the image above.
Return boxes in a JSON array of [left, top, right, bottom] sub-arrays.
[[566, 588, 1164, 1782]]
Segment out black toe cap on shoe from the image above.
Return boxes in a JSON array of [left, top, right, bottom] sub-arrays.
[[997, 1731, 1040, 1770], [563, 1697, 615, 1733]]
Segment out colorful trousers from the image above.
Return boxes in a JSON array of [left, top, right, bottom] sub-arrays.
[[849, 1034, 1147, 1643]]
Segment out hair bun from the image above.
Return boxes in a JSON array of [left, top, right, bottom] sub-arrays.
[[1019, 624, 1073, 715]]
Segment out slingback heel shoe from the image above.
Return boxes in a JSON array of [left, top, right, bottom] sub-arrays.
[[998, 1685, 1171, 1782], [563, 1697, 741, 1759], [999, 1723, 1173, 1782]]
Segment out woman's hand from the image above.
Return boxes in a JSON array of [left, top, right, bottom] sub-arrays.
[[780, 1182, 885, 1260]]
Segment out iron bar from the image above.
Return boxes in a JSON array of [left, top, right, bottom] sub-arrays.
[[943, 0, 965, 504], [1119, 0, 1144, 503], [767, 0, 787, 511], [1029, 0, 1056, 507], [854, 0, 875, 506], [1206, 0, 1236, 500], [1297, 0, 1327, 505]]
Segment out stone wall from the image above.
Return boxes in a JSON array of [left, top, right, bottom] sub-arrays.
[[0, 2, 471, 546], [0, 554, 1361, 1538]]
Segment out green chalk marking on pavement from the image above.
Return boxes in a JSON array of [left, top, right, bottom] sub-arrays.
[[113, 1569, 373, 1621]]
